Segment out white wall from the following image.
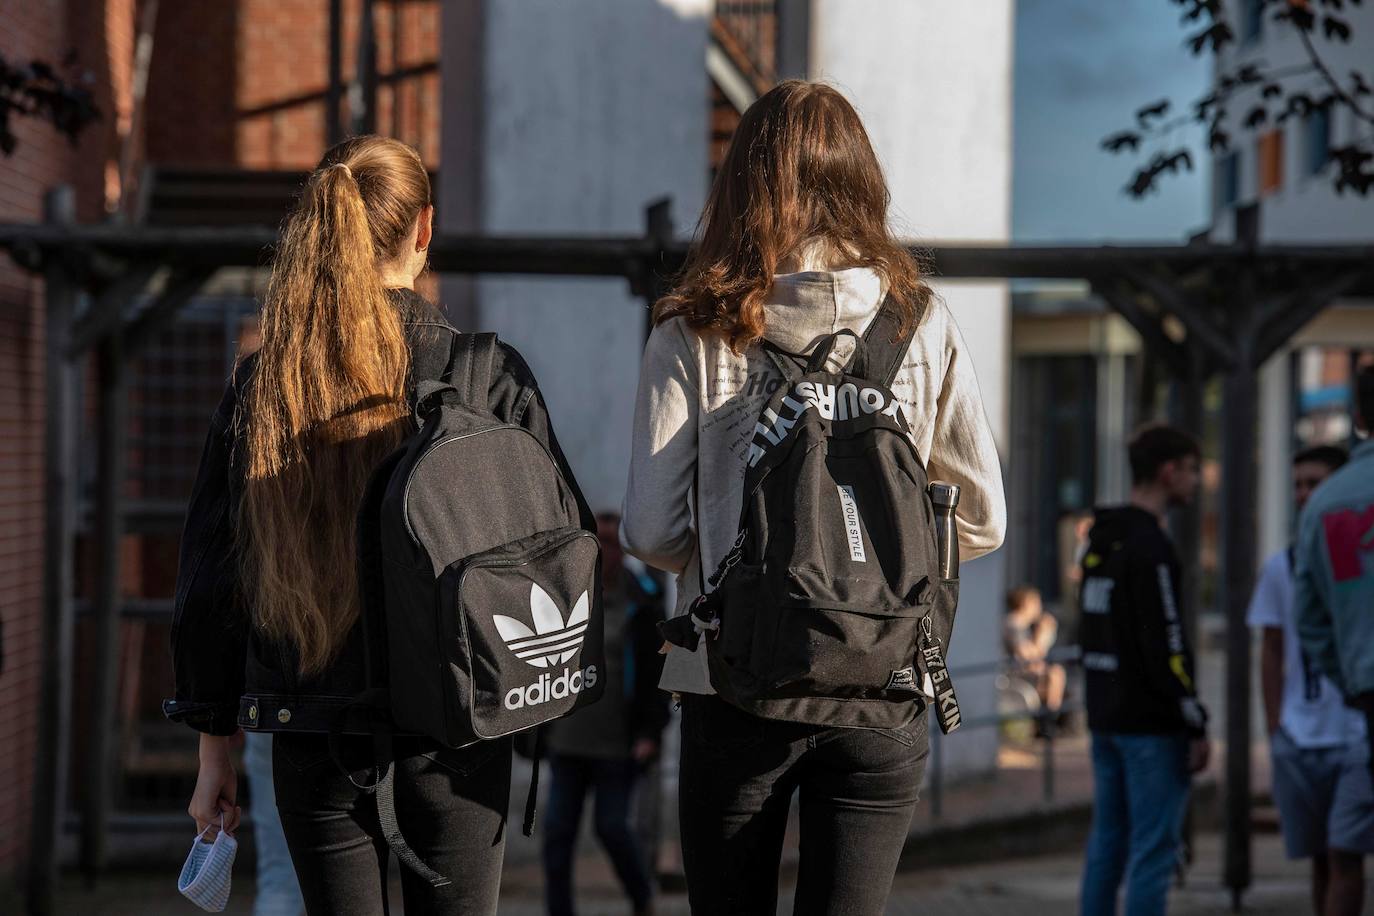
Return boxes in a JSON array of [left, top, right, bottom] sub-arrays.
[[808, 0, 1015, 777], [441, 0, 710, 512], [1210, 4, 1374, 243]]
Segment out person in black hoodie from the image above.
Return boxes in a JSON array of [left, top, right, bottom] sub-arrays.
[[541, 512, 669, 916], [1079, 424, 1210, 916], [166, 136, 593, 916]]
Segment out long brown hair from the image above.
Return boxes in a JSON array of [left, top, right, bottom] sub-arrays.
[[655, 80, 931, 352], [239, 135, 430, 677]]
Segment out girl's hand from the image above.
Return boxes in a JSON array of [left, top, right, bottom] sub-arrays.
[[189, 733, 241, 838]]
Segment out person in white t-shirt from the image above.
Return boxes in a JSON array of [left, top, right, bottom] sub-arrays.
[[1248, 444, 1374, 916]]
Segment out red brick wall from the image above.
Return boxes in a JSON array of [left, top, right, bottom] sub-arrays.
[[146, 0, 441, 171], [0, 0, 136, 882]]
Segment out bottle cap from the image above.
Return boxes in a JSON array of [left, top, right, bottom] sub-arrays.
[[928, 481, 961, 508]]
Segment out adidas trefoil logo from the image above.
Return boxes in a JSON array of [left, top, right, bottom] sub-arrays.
[[493, 584, 590, 668]]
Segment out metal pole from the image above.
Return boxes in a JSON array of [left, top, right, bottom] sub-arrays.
[[81, 330, 129, 884], [327, 0, 343, 145], [27, 186, 79, 916], [1042, 721, 1055, 804], [350, 0, 378, 136], [1221, 282, 1260, 912]]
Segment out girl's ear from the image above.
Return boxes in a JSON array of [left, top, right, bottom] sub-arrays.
[[417, 204, 434, 252]]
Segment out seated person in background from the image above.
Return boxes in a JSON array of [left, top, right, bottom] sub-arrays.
[[1004, 586, 1066, 721]]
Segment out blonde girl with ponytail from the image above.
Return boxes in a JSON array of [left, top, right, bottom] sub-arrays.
[[169, 136, 592, 915]]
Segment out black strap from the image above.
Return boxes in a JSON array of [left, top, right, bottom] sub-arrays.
[[456, 331, 498, 408], [408, 321, 499, 413], [857, 293, 920, 387], [760, 340, 803, 384], [372, 726, 453, 889], [523, 755, 540, 837]]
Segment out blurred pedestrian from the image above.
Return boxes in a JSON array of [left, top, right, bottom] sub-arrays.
[[1078, 424, 1210, 916], [1296, 364, 1374, 916], [541, 512, 669, 916], [1004, 586, 1066, 728], [1251, 444, 1371, 916]]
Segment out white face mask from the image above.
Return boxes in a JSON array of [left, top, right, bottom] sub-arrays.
[[178, 817, 238, 912]]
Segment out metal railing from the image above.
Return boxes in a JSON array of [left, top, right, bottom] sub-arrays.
[[926, 646, 1084, 821]]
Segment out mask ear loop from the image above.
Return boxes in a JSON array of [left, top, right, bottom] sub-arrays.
[[196, 811, 225, 844]]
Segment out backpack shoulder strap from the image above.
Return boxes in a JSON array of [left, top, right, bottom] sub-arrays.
[[859, 293, 920, 387], [759, 339, 804, 384], [408, 322, 498, 411], [454, 331, 499, 409]]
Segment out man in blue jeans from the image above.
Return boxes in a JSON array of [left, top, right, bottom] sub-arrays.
[[1078, 425, 1211, 916]]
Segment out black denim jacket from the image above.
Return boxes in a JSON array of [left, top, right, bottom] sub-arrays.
[[164, 289, 593, 736]]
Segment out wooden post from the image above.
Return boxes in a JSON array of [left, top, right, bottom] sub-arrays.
[[1221, 275, 1260, 912], [1169, 341, 1208, 873], [639, 199, 674, 340], [27, 186, 79, 916], [81, 328, 128, 883]]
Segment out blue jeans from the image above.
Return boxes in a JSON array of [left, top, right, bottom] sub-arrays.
[[1080, 732, 1190, 916], [243, 732, 305, 916], [542, 754, 653, 916]]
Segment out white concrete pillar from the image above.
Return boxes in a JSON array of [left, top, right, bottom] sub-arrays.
[[441, 0, 711, 512], [1258, 350, 1292, 561]]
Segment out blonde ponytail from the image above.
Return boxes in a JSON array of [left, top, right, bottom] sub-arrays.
[[240, 136, 430, 677]]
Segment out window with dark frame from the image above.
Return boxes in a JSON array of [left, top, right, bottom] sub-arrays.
[[1242, 0, 1264, 43], [1216, 151, 1241, 209], [1304, 107, 1332, 177]]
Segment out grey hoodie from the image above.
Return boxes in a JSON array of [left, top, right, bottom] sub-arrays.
[[622, 266, 1007, 694]]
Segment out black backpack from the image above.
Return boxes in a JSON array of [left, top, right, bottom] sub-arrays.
[[353, 324, 603, 886], [662, 297, 962, 735], [371, 326, 604, 745]]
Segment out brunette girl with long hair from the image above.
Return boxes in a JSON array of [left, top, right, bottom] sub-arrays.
[[622, 81, 1007, 914], [168, 135, 591, 916]]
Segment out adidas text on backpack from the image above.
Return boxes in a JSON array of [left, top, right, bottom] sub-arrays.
[[661, 296, 963, 735]]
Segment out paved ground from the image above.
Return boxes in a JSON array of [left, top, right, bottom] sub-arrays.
[[53, 827, 1367, 915], [52, 645, 1304, 914]]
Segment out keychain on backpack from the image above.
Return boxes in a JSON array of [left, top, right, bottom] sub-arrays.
[[919, 482, 962, 734]]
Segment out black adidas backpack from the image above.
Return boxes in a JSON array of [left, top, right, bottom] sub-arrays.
[[662, 296, 962, 735], [367, 324, 604, 746], [351, 324, 604, 886]]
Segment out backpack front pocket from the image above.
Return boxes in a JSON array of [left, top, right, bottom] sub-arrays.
[[437, 526, 603, 744]]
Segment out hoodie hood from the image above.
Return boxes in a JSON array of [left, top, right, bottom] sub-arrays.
[[761, 266, 886, 355]]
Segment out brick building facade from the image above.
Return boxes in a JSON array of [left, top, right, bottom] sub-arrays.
[[1, 0, 137, 889], [0, 0, 441, 894]]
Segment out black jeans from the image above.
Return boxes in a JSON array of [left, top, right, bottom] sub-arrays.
[[273, 733, 512, 916], [542, 754, 654, 916], [679, 694, 928, 916]]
